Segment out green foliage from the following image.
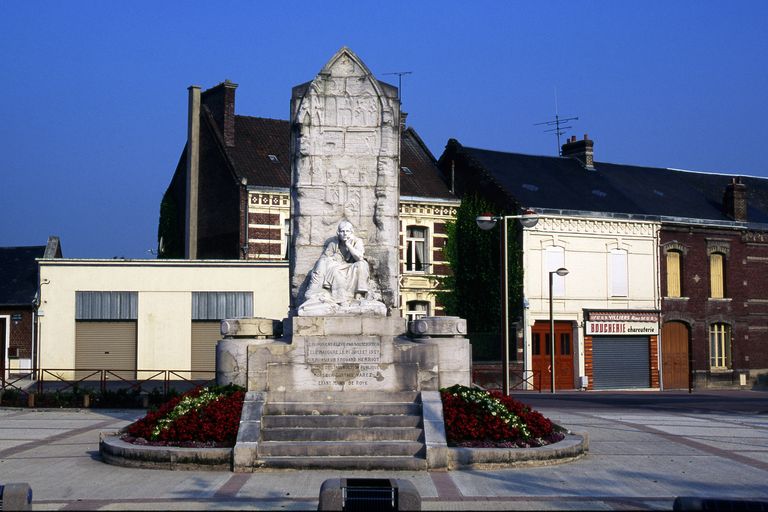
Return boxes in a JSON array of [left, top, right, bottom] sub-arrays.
[[437, 194, 525, 362], [157, 192, 183, 258]]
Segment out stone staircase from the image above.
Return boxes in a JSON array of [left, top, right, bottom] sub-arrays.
[[235, 391, 427, 470]]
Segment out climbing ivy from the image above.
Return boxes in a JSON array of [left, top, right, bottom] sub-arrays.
[[438, 194, 524, 361]]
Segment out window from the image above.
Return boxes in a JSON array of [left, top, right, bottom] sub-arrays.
[[405, 301, 429, 322], [710, 252, 725, 298], [610, 249, 628, 297], [532, 333, 541, 355], [666, 250, 682, 297], [545, 246, 565, 296], [405, 226, 428, 272], [709, 323, 732, 369], [560, 332, 571, 355]]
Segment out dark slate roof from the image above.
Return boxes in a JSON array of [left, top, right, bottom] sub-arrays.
[[400, 127, 455, 200], [0, 246, 44, 306], [221, 117, 454, 200], [458, 144, 768, 224], [229, 116, 291, 189]]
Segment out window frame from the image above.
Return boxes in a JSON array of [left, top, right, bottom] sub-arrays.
[[666, 250, 682, 297], [405, 300, 430, 322], [709, 322, 732, 369], [709, 252, 725, 299], [405, 225, 429, 273]]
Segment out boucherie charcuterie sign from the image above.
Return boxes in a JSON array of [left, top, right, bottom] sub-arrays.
[[585, 311, 659, 336]]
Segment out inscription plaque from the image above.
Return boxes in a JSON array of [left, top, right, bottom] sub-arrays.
[[305, 339, 381, 364]]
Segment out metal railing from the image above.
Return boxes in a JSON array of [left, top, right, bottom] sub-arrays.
[[0, 369, 216, 406]]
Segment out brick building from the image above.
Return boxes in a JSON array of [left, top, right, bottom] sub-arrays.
[[0, 236, 61, 377], [440, 135, 768, 390], [159, 80, 458, 320]]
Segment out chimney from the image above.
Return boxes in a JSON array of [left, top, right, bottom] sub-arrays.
[[561, 133, 595, 170], [186, 85, 201, 259], [723, 177, 747, 222], [201, 80, 238, 147]]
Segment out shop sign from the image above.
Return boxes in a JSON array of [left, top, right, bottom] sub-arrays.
[[586, 321, 659, 335]]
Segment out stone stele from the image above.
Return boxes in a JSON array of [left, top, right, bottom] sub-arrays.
[[289, 46, 400, 316]]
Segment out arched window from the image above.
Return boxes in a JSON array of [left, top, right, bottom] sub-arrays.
[[610, 249, 628, 297], [710, 252, 725, 298], [666, 250, 682, 297], [405, 300, 430, 322], [709, 323, 732, 369]]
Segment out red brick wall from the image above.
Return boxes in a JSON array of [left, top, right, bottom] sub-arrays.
[[649, 335, 659, 388], [0, 308, 33, 360], [583, 335, 594, 390], [661, 226, 768, 374]]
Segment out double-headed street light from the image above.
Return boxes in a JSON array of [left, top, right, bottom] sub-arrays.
[[549, 267, 569, 394], [476, 209, 539, 396]]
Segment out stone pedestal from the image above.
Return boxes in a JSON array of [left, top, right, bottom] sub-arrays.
[[217, 316, 472, 393]]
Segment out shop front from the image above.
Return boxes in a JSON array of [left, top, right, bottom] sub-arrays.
[[584, 310, 660, 390]]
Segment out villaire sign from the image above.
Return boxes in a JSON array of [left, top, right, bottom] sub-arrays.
[[585, 311, 659, 336]]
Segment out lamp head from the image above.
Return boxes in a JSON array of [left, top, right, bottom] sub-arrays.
[[475, 213, 498, 231], [519, 208, 539, 228], [554, 267, 569, 277]]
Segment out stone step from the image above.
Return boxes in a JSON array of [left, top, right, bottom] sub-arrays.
[[261, 426, 423, 442], [256, 455, 428, 471], [262, 414, 422, 429], [257, 440, 425, 458], [264, 402, 421, 416], [266, 390, 420, 403]]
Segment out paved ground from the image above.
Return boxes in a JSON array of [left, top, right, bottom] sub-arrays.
[[1, 389, 767, 510]]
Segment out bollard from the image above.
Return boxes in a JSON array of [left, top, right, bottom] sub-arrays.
[[0, 482, 33, 511], [318, 478, 420, 511], [83, 394, 91, 408], [27, 392, 35, 408]]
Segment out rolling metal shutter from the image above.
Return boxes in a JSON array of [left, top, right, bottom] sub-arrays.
[[592, 336, 649, 389], [191, 322, 221, 380], [75, 322, 137, 380]]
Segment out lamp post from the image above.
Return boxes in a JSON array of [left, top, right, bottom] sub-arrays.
[[549, 267, 569, 394], [476, 209, 539, 396]]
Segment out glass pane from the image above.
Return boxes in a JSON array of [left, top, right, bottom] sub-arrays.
[[667, 251, 681, 297], [560, 333, 571, 355], [533, 333, 540, 355]]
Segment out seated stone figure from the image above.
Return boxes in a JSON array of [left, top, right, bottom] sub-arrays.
[[298, 220, 386, 316]]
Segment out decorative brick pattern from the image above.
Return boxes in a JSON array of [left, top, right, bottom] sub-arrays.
[[249, 212, 280, 225]]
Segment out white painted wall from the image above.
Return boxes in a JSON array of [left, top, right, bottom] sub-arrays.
[[521, 215, 661, 386], [37, 259, 289, 377]]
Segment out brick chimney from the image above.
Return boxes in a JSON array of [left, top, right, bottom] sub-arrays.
[[561, 133, 595, 170], [201, 80, 238, 147], [723, 177, 747, 222]]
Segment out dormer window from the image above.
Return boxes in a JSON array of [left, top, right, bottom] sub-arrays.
[[268, 154, 279, 163]]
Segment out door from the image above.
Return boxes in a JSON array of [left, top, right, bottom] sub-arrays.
[[191, 321, 221, 380], [75, 321, 137, 380], [532, 321, 575, 391], [661, 321, 690, 390], [592, 336, 650, 389]]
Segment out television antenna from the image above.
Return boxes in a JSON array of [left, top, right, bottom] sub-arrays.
[[383, 71, 412, 101], [535, 88, 578, 155]]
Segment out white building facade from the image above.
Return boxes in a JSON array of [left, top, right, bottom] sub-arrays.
[[521, 213, 662, 390]]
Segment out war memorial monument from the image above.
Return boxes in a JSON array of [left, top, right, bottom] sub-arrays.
[[216, 48, 472, 470]]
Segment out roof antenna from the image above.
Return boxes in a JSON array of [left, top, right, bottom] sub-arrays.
[[383, 71, 413, 101], [535, 87, 578, 156]]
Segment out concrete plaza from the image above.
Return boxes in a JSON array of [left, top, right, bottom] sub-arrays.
[[1, 389, 767, 510]]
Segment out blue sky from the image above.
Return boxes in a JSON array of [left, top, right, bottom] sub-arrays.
[[2, 1, 767, 258]]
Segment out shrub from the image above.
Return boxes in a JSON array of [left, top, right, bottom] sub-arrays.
[[124, 384, 245, 447], [440, 384, 564, 447]]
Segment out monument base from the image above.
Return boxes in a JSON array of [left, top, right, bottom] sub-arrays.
[[216, 316, 471, 392]]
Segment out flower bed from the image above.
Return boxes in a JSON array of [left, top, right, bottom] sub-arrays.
[[441, 384, 565, 448], [121, 384, 244, 448]]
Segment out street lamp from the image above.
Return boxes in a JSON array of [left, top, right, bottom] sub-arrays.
[[549, 267, 569, 394], [476, 209, 539, 396]]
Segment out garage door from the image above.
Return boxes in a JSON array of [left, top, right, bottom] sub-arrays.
[[75, 321, 137, 380], [592, 336, 649, 389], [191, 322, 221, 380]]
